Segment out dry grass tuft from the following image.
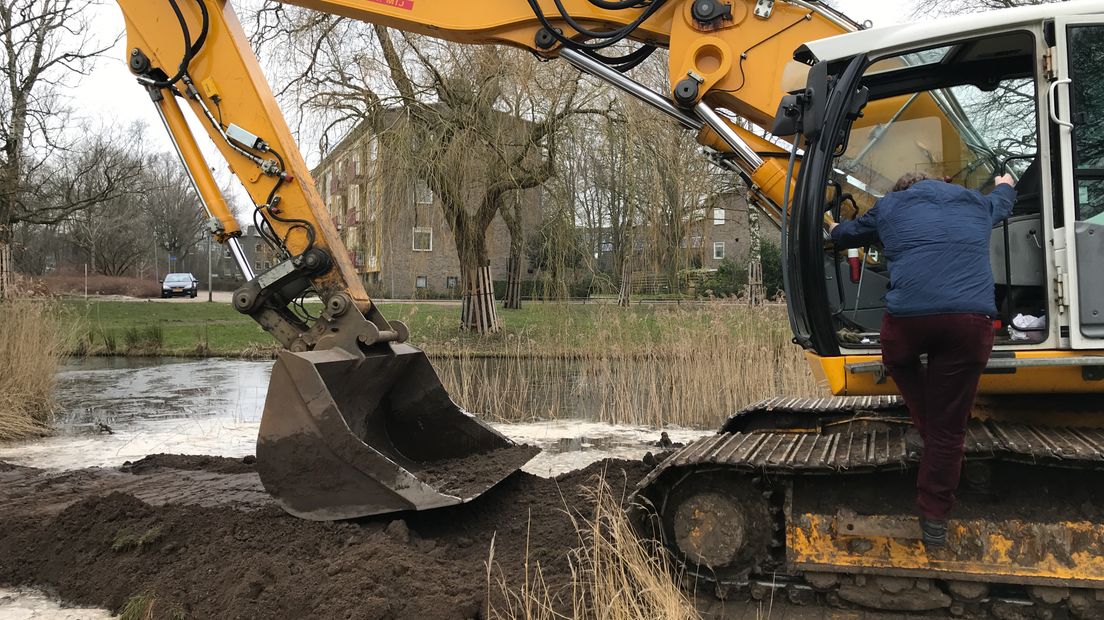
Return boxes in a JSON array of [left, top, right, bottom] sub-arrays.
[[119, 594, 185, 620], [486, 474, 699, 620], [0, 299, 71, 440], [439, 303, 820, 429]]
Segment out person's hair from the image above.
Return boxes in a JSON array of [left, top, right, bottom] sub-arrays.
[[892, 171, 935, 192]]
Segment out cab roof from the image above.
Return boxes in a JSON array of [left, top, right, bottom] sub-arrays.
[[796, 0, 1104, 64]]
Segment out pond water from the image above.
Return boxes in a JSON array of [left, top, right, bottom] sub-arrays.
[[0, 356, 710, 476]]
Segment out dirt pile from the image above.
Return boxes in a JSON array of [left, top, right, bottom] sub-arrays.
[[120, 453, 258, 475], [0, 455, 650, 619]]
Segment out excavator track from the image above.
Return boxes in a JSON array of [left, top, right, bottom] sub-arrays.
[[630, 397, 1104, 618]]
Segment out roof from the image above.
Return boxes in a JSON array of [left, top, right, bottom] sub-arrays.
[[797, 0, 1104, 64]]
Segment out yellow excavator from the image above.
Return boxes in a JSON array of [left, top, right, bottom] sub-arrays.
[[112, 0, 1104, 615]]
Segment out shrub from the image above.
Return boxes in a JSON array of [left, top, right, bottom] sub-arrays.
[[41, 273, 160, 298], [700, 258, 747, 298]]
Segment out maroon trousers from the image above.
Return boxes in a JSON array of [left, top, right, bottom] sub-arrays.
[[880, 313, 994, 520]]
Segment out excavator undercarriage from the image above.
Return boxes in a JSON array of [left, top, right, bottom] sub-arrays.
[[631, 396, 1104, 616]]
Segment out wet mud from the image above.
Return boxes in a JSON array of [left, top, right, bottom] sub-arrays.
[[0, 455, 650, 619]]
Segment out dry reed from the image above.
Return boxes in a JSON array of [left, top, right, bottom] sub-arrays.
[[437, 303, 820, 429], [486, 474, 699, 619], [0, 299, 70, 440]]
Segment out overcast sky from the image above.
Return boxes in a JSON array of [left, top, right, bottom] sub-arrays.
[[78, 1, 914, 171]]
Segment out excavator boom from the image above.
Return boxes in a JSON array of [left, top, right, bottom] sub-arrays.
[[114, 0, 858, 519]]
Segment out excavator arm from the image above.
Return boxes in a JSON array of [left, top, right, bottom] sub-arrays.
[[112, 0, 858, 520]]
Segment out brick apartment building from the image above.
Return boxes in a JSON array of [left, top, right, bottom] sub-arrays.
[[205, 225, 281, 290], [696, 192, 781, 270], [310, 115, 542, 299]]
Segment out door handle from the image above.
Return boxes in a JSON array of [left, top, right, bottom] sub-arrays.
[[1048, 78, 1074, 130]]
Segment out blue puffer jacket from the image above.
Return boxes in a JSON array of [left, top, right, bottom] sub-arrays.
[[831, 180, 1017, 317]]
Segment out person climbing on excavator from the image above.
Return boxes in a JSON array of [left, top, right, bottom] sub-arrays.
[[828, 171, 1018, 548]]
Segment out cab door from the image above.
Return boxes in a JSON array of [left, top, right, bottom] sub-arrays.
[[1054, 17, 1104, 348]]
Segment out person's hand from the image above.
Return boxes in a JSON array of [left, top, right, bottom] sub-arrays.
[[823, 213, 837, 234], [994, 173, 1015, 187]]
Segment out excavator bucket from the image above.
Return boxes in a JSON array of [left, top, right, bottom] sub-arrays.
[[255, 344, 538, 520]]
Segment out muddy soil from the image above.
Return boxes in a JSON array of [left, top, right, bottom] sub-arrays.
[[0, 455, 650, 619], [120, 453, 258, 476], [417, 444, 541, 497]]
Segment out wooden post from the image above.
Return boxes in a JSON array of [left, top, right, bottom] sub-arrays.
[[462, 262, 500, 333]]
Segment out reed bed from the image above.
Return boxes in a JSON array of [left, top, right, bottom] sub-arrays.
[[434, 303, 820, 429], [0, 299, 70, 440], [486, 475, 699, 620]]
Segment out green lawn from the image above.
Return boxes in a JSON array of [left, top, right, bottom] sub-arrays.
[[60, 298, 785, 358]]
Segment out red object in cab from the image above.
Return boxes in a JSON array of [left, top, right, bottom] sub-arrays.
[[847, 248, 861, 283]]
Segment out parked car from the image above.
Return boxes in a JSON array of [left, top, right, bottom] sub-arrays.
[[161, 273, 199, 298]]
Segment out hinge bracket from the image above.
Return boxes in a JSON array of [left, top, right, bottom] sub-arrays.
[[1055, 266, 1068, 313], [753, 0, 774, 19]]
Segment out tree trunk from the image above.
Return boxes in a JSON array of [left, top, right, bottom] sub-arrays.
[[745, 200, 764, 306], [617, 244, 631, 308], [503, 251, 522, 310], [461, 260, 499, 333], [0, 237, 12, 301]]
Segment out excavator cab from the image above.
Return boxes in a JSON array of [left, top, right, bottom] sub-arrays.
[[785, 17, 1104, 396]]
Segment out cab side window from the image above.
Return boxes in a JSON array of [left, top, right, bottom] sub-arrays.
[[1068, 25, 1104, 222]]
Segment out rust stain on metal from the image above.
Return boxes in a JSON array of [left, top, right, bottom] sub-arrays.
[[789, 513, 1104, 587]]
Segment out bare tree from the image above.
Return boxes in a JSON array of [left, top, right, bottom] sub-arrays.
[[0, 0, 115, 297], [59, 135, 146, 276], [254, 10, 599, 333], [913, 0, 1066, 16], [142, 152, 206, 272], [620, 88, 714, 296]]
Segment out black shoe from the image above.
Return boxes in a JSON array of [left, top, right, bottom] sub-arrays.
[[920, 517, 947, 548]]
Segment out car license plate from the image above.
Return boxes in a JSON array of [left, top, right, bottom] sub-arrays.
[[172, 288, 182, 292]]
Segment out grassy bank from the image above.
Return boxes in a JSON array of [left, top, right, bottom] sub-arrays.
[[61, 299, 804, 358], [61, 299, 822, 429], [0, 300, 69, 439]]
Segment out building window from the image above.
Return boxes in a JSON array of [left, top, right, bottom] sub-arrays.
[[415, 179, 434, 204], [368, 137, 378, 161], [348, 186, 360, 217], [690, 233, 703, 248], [713, 208, 725, 225], [255, 242, 262, 253], [713, 241, 725, 260], [352, 151, 361, 176], [415, 275, 428, 289], [446, 276, 459, 289], [412, 226, 433, 251], [254, 260, 262, 270]]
